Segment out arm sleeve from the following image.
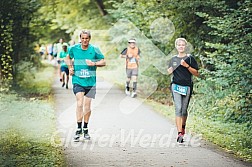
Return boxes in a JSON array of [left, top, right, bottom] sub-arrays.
[[189, 56, 199, 70], [168, 57, 173, 68], [121, 48, 127, 55], [94, 46, 105, 60]]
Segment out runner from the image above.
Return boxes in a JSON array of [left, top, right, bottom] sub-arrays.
[[167, 38, 199, 143], [120, 38, 140, 98], [59, 43, 69, 89], [65, 30, 106, 141], [56, 38, 64, 81]]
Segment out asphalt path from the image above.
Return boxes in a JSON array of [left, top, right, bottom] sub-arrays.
[[53, 75, 250, 167]]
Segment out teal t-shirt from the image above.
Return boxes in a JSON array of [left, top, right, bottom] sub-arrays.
[[59, 51, 69, 68], [69, 43, 104, 87]]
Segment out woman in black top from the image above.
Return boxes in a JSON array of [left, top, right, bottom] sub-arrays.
[[168, 38, 199, 143]]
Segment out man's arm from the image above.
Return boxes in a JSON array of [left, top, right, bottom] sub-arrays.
[[65, 55, 74, 75], [86, 59, 106, 67]]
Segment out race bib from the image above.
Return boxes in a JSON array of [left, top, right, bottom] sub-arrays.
[[129, 57, 136, 63], [173, 84, 188, 95], [75, 69, 90, 78]]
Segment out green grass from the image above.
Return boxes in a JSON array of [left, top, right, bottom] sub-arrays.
[[0, 63, 65, 166], [146, 97, 252, 162], [16, 63, 55, 97]]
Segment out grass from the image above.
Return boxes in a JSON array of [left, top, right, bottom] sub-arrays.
[[145, 97, 252, 162], [15, 63, 55, 98], [0, 63, 65, 166]]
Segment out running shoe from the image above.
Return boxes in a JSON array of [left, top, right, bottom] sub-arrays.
[[73, 128, 82, 142], [125, 89, 130, 96], [62, 83, 65, 87], [177, 133, 184, 143], [84, 133, 91, 140], [131, 92, 137, 98]]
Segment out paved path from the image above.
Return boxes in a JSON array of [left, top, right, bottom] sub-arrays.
[[53, 75, 250, 167]]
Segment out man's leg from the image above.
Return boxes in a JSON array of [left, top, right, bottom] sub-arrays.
[[65, 68, 69, 89], [58, 63, 61, 81], [61, 72, 65, 87], [74, 92, 85, 141], [66, 74, 69, 89], [83, 96, 91, 137], [83, 96, 92, 123]]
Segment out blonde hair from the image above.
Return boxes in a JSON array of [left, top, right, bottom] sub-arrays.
[[175, 38, 188, 47]]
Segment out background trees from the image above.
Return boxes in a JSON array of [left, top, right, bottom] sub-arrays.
[[0, 0, 251, 160]]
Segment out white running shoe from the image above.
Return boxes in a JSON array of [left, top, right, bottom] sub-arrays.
[[84, 133, 91, 140], [131, 92, 137, 98], [73, 128, 82, 142], [125, 89, 130, 96]]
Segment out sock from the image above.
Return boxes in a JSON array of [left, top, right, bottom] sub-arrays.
[[182, 125, 186, 129], [126, 81, 130, 91], [83, 122, 88, 134], [77, 122, 82, 129], [133, 82, 137, 92]]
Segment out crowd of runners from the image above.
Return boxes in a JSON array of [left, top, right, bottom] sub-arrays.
[[37, 30, 199, 144]]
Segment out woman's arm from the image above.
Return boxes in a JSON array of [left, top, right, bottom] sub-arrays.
[[181, 59, 199, 77]]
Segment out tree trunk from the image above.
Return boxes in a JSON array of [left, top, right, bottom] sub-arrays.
[[95, 0, 107, 16]]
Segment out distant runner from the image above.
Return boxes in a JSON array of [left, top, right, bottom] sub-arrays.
[[59, 43, 69, 89], [120, 38, 140, 98]]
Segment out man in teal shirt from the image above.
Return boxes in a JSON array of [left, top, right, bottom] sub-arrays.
[[66, 30, 106, 141], [59, 43, 69, 89]]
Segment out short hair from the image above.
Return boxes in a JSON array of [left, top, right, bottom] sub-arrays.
[[79, 30, 91, 38], [175, 38, 188, 47]]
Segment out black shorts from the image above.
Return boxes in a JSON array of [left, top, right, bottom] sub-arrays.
[[73, 84, 96, 99], [60, 66, 69, 75]]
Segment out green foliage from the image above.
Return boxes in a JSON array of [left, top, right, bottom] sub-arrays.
[[195, 0, 252, 124], [0, 0, 251, 163], [0, 0, 42, 90], [0, 18, 13, 91], [0, 94, 65, 166], [107, 0, 252, 161], [15, 62, 54, 97], [188, 116, 252, 162], [36, 0, 111, 44], [0, 64, 65, 166]]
